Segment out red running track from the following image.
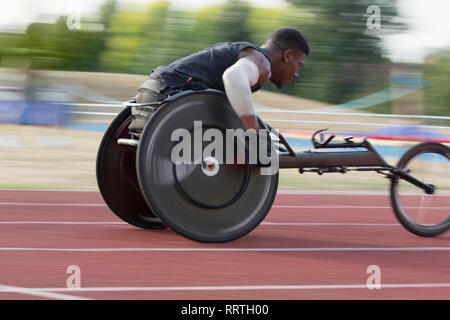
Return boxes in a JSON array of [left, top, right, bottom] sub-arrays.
[[0, 189, 448, 300]]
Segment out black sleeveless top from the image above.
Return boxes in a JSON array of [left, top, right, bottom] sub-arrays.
[[150, 42, 270, 92]]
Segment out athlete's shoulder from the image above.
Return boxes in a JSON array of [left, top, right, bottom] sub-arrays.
[[237, 46, 271, 82]]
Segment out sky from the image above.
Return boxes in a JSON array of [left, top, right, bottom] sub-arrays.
[[383, 0, 450, 62], [1, 0, 449, 63]]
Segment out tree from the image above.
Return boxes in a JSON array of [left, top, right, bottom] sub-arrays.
[[423, 50, 450, 118], [99, 1, 170, 73], [284, 0, 405, 106], [25, 18, 105, 71]]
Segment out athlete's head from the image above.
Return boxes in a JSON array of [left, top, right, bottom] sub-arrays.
[[263, 28, 309, 89]]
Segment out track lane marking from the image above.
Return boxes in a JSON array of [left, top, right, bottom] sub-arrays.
[[1, 283, 450, 293], [0, 247, 448, 252], [262, 222, 401, 226], [0, 221, 403, 227], [273, 205, 450, 209], [0, 221, 125, 225], [0, 284, 91, 300], [0, 202, 448, 210], [0, 202, 106, 206], [1, 189, 447, 196]]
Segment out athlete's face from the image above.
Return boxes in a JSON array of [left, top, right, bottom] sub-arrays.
[[272, 49, 306, 89]]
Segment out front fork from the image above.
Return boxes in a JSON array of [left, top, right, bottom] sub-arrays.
[[389, 168, 436, 195]]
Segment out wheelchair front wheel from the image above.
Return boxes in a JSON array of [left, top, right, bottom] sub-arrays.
[[390, 142, 450, 236]]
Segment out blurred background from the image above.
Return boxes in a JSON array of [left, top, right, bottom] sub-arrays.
[[0, 0, 449, 190]]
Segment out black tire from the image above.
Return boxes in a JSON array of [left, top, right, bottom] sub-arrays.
[[390, 141, 450, 236], [96, 106, 166, 229], [136, 91, 279, 242]]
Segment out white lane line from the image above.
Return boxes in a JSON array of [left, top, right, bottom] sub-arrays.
[[276, 191, 450, 196], [276, 190, 388, 195], [0, 189, 99, 192], [0, 247, 449, 252], [0, 202, 106, 207], [1, 283, 450, 293], [0, 189, 381, 194], [274, 205, 393, 209], [0, 221, 401, 227], [0, 284, 91, 300], [0, 221, 125, 225], [262, 222, 400, 226], [1, 202, 448, 210], [2, 189, 447, 196], [273, 205, 450, 209]]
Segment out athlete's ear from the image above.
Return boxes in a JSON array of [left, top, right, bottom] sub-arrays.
[[283, 49, 293, 63]]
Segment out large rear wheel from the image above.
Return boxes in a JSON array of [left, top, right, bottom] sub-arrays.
[[137, 91, 278, 242]]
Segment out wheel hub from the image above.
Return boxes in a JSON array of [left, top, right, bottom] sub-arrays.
[[202, 157, 220, 176]]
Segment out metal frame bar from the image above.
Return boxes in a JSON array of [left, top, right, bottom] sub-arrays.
[[274, 126, 435, 193], [278, 151, 387, 169]]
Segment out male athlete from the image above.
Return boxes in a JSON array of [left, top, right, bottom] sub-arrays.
[[128, 27, 309, 135]]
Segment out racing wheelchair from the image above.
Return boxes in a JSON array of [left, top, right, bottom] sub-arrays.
[[97, 89, 450, 242]]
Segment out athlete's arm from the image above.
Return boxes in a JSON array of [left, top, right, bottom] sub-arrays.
[[222, 49, 271, 130]]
